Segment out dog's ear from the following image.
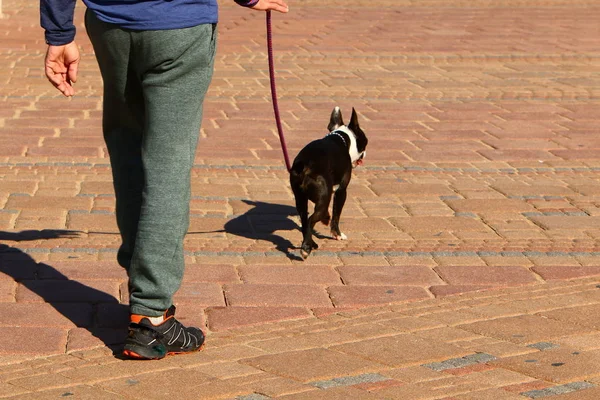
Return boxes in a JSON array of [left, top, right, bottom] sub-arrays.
[[348, 108, 360, 132], [328, 106, 344, 132]]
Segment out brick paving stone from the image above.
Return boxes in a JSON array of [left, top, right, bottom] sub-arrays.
[[482, 256, 534, 267], [435, 256, 487, 267], [0, 303, 93, 328], [388, 256, 437, 267], [328, 285, 431, 307], [539, 304, 600, 331], [238, 376, 314, 398], [414, 327, 486, 345], [529, 216, 600, 230], [191, 361, 263, 380], [275, 386, 382, 399], [337, 265, 444, 286], [459, 341, 536, 359], [95, 303, 129, 329], [0, 327, 67, 356], [8, 371, 77, 392], [7, 385, 123, 399], [331, 334, 471, 368], [0, 280, 16, 302], [15, 280, 120, 303], [492, 184, 575, 198], [99, 368, 248, 399], [416, 309, 485, 327], [370, 183, 455, 198], [66, 213, 118, 231], [453, 368, 535, 389], [445, 199, 535, 215], [248, 330, 361, 354], [382, 365, 445, 383], [541, 387, 600, 400], [66, 328, 127, 353], [435, 265, 538, 286], [224, 284, 332, 308], [206, 306, 312, 331], [36, 260, 126, 281], [491, 348, 600, 384], [241, 348, 386, 383], [450, 388, 529, 399], [4, 196, 93, 211], [181, 263, 241, 283], [532, 266, 600, 281], [172, 282, 226, 306], [371, 374, 491, 399], [458, 315, 595, 345], [555, 333, 600, 352], [238, 264, 342, 285], [0, 382, 29, 398], [390, 217, 492, 233]]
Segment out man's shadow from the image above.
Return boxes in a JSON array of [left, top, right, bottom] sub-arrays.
[[193, 200, 306, 261], [0, 230, 129, 355]]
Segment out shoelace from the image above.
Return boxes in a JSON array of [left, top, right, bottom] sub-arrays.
[[164, 322, 196, 348]]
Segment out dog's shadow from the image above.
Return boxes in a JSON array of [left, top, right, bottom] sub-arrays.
[[195, 200, 310, 261], [0, 230, 128, 355]]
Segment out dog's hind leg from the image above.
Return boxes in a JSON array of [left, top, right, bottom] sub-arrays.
[[301, 184, 332, 259], [293, 191, 310, 246], [331, 177, 350, 240]]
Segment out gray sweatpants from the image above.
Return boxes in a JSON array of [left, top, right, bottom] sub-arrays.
[[85, 10, 217, 316]]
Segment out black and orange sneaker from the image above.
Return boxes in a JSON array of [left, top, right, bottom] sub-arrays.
[[122, 305, 205, 360]]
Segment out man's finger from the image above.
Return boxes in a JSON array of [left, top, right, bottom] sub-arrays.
[[271, 0, 289, 12], [46, 68, 74, 97], [57, 80, 74, 97], [67, 61, 78, 84], [46, 67, 65, 87], [253, 0, 289, 13]]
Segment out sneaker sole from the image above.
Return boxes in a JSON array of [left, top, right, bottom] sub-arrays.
[[123, 344, 205, 360]]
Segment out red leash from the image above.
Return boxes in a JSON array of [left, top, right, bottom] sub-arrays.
[[266, 10, 292, 172]]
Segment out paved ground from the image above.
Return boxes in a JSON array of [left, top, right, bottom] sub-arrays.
[[1, 0, 600, 397]]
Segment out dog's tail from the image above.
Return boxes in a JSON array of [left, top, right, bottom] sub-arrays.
[[290, 160, 306, 175], [290, 161, 313, 190]]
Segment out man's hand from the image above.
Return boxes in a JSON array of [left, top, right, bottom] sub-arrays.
[[44, 42, 80, 97], [251, 0, 289, 13]]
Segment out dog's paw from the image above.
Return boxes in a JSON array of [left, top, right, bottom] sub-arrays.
[[301, 241, 319, 259], [332, 232, 348, 240]]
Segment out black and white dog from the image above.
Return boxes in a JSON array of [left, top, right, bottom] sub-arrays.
[[290, 107, 368, 259]]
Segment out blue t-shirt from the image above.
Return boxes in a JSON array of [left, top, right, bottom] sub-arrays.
[[40, 0, 257, 45], [82, 0, 218, 30]]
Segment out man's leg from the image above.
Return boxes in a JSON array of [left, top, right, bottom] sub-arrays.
[[86, 11, 217, 359], [86, 11, 217, 316], [85, 10, 145, 275], [124, 23, 217, 317]]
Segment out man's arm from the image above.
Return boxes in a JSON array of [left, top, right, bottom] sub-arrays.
[[40, 0, 77, 45], [40, 0, 80, 97]]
